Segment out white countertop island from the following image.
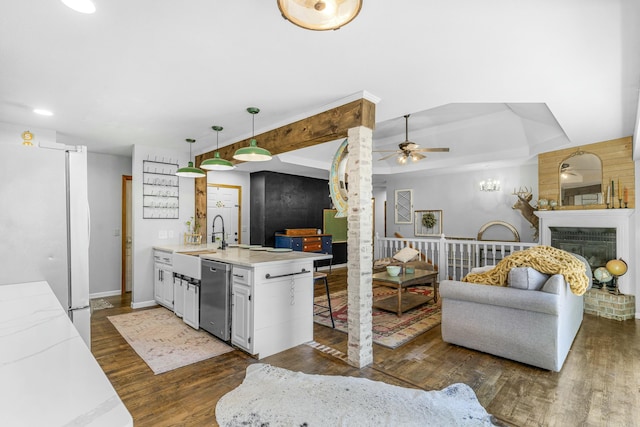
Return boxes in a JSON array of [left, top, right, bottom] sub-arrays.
[[198, 246, 331, 267], [153, 244, 331, 267], [0, 281, 132, 427]]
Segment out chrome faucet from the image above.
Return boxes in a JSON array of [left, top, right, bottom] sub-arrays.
[[212, 214, 226, 250]]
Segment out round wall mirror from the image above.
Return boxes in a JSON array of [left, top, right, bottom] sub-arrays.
[[559, 151, 602, 206], [329, 139, 349, 217]]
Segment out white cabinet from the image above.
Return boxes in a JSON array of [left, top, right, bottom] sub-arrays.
[[230, 261, 313, 359], [153, 249, 174, 310], [183, 282, 199, 329], [173, 277, 185, 318], [231, 266, 252, 352]]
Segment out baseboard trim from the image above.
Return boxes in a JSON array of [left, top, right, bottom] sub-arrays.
[[131, 300, 158, 309], [89, 290, 122, 299]]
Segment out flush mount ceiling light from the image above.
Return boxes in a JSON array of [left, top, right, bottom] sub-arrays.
[[201, 126, 235, 171], [33, 108, 53, 116], [176, 139, 206, 178], [233, 107, 272, 162], [60, 0, 96, 14], [277, 0, 362, 31]]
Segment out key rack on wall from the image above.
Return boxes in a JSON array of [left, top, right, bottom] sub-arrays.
[[143, 160, 179, 219]]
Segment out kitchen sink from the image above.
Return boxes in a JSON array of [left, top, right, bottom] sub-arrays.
[[173, 252, 208, 279]]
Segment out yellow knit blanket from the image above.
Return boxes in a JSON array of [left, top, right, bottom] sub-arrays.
[[462, 246, 589, 295]]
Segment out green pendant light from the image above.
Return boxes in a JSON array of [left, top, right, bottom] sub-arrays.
[[201, 126, 235, 171], [176, 139, 206, 178], [233, 107, 272, 162]]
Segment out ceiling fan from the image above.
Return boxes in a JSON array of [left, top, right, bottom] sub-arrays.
[[374, 114, 450, 164], [560, 163, 579, 176]]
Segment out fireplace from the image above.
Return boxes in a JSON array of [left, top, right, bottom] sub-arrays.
[[536, 209, 636, 320], [549, 227, 616, 273]]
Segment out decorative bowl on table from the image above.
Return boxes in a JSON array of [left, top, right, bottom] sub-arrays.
[[386, 266, 401, 277]]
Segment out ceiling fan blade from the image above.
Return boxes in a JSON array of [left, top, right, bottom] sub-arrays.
[[373, 149, 401, 153], [410, 153, 426, 161], [413, 147, 450, 152], [378, 152, 400, 161]]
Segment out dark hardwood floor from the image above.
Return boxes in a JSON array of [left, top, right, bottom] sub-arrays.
[[91, 268, 639, 426]]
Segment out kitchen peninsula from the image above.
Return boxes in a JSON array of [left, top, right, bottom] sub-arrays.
[[152, 245, 331, 359]]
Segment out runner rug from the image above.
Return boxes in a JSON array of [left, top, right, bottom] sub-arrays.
[[108, 307, 233, 374], [216, 364, 499, 426], [90, 298, 113, 313], [313, 286, 441, 348]]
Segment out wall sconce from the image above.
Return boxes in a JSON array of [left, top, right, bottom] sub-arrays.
[[479, 178, 500, 192], [277, 0, 362, 31], [21, 130, 34, 147]]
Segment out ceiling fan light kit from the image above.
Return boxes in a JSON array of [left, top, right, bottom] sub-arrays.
[[176, 139, 206, 178], [374, 114, 450, 165], [277, 0, 362, 31], [233, 107, 273, 162], [201, 126, 235, 171]]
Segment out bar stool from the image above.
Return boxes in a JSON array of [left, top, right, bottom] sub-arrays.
[[313, 271, 335, 328]]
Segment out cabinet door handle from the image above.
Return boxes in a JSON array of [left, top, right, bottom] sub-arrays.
[[232, 274, 244, 279]]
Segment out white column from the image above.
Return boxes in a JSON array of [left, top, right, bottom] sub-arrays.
[[346, 125, 374, 368]]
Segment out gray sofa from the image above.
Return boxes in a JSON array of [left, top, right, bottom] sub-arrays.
[[440, 255, 591, 372]]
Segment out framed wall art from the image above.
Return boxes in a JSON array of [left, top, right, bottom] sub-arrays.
[[414, 209, 443, 236], [394, 189, 413, 224]]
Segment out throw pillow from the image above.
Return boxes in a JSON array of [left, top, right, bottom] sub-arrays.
[[541, 274, 565, 294], [508, 267, 550, 290], [470, 265, 495, 274], [393, 247, 420, 263]]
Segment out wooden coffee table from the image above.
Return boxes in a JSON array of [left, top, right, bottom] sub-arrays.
[[372, 269, 439, 316]]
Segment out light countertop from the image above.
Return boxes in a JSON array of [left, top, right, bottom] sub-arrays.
[[0, 281, 133, 427], [154, 244, 332, 268], [199, 247, 331, 268], [153, 243, 220, 253]]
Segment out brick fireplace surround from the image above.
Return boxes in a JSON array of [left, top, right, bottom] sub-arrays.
[[536, 209, 636, 320]]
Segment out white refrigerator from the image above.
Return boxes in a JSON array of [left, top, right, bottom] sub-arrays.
[[0, 132, 91, 347]]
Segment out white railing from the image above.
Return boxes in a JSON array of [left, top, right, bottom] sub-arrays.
[[375, 235, 538, 282]]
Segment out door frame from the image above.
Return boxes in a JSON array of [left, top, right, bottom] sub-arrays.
[[121, 175, 132, 295], [207, 183, 242, 244]]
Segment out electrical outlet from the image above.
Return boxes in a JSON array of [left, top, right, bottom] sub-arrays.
[[113, 229, 120, 236], [159, 230, 168, 239]]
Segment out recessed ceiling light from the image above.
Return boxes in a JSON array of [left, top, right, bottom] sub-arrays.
[[61, 0, 96, 14], [33, 109, 54, 116]]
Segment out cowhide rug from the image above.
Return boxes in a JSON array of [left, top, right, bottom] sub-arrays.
[[216, 364, 500, 426]]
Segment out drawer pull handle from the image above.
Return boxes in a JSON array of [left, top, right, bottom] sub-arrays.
[[233, 274, 245, 278], [264, 269, 309, 279]]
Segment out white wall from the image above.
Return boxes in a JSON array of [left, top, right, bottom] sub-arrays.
[[383, 164, 539, 243], [87, 152, 131, 297], [132, 144, 194, 308]]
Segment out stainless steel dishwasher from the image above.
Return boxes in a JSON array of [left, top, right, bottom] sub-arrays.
[[200, 259, 232, 341]]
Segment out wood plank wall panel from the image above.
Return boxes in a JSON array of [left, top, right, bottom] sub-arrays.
[[192, 98, 376, 241], [538, 136, 635, 209]]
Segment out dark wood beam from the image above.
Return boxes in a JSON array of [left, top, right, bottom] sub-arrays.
[[195, 98, 375, 166], [193, 98, 376, 242]]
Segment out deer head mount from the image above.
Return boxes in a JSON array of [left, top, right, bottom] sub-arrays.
[[512, 186, 539, 239]]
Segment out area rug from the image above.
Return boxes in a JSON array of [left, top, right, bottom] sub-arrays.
[[314, 286, 441, 348], [216, 364, 498, 426], [108, 307, 233, 374], [90, 298, 113, 312]]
